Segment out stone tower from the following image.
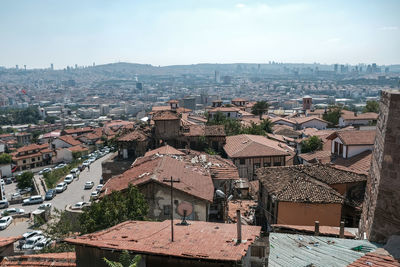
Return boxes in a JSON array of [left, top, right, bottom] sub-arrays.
[[359, 90, 400, 243]]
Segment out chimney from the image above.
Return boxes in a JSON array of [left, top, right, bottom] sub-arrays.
[[339, 221, 345, 238], [236, 210, 242, 244], [314, 221, 320, 236]]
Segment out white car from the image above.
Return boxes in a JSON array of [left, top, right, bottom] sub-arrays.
[[55, 182, 67, 193], [19, 231, 43, 247], [82, 160, 90, 167], [64, 174, 74, 184], [70, 168, 80, 178], [10, 192, 21, 200], [23, 195, 44, 205], [96, 184, 103, 192], [84, 181, 94, 190], [90, 191, 100, 200], [0, 216, 12, 230], [22, 235, 45, 249], [88, 157, 96, 163], [2, 208, 25, 216], [38, 203, 52, 210], [33, 238, 52, 250], [71, 202, 90, 210]]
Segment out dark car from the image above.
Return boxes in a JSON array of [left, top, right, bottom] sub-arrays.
[[45, 189, 56, 200], [5, 178, 12, 184], [78, 164, 85, 171]]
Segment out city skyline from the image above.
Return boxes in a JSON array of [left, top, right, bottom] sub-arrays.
[[0, 0, 399, 68]]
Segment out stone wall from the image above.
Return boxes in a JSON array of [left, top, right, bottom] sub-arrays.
[[359, 90, 400, 243], [101, 152, 134, 182]]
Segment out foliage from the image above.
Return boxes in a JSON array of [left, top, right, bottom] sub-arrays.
[[79, 184, 148, 234], [16, 171, 34, 189], [241, 119, 273, 135], [0, 106, 41, 125], [0, 153, 12, 164], [301, 136, 323, 153], [251, 101, 269, 119], [363, 100, 379, 113], [44, 116, 58, 124], [38, 208, 76, 253], [322, 106, 342, 126], [204, 148, 218, 155], [43, 166, 70, 189], [104, 251, 141, 267]]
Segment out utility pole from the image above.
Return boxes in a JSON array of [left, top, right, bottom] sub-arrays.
[[163, 177, 180, 242]]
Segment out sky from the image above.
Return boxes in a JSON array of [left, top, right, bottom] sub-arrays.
[[0, 0, 399, 69]]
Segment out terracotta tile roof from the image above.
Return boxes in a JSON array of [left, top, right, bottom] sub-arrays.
[[341, 112, 379, 121], [299, 150, 332, 163], [16, 143, 48, 153], [62, 127, 92, 135], [257, 166, 345, 204], [0, 236, 21, 247], [152, 110, 180, 121], [228, 200, 257, 224], [209, 156, 240, 180], [347, 250, 400, 267], [270, 117, 296, 125], [272, 125, 302, 137], [224, 134, 290, 158], [232, 98, 247, 102], [187, 115, 207, 123], [67, 145, 89, 153], [58, 135, 81, 146], [83, 132, 101, 140], [144, 145, 185, 157], [117, 129, 149, 142], [326, 130, 376, 146], [332, 150, 372, 175], [65, 220, 261, 262], [205, 125, 225, 136], [0, 252, 76, 267], [13, 152, 42, 161], [103, 155, 214, 202], [267, 133, 295, 144], [272, 224, 355, 238], [151, 105, 171, 112], [292, 116, 328, 125], [209, 107, 240, 113]]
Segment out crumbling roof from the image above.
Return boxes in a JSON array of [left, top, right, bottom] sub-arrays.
[[272, 224, 355, 238], [0, 252, 76, 267], [144, 145, 185, 157], [257, 166, 345, 204], [0, 236, 21, 248], [117, 129, 149, 142], [326, 130, 376, 146], [152, 110, 180, 121], [103, 155, 214, 202], [228, 200, 257, 225], [65, 220, 261, 262], [347, 250, 400, 267], [224, 134, 290, 158], [204, 125, 225, 136]]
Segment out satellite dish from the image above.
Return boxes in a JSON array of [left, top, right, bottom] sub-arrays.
[[177, 202, 193, 225]]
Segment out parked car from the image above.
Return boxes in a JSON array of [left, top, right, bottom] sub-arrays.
[[78, 164, 86, 171], [70, 168, 80, 178], [55, 182, 67, 193], [54, 163, 67, 169], [33, 238, 52, 250], [5, 178, 12, 184], [18, 187, 33, 195], [45, 189, 56, 200], [64, 174, 74, 184], [100, 177, 104, 184], [0, 200, 9, 209], [19, 231, 43, 248], [71, 202, 91, 210], [88, 157, 96, 163], [0, 179, 4, 186], [10, 192, 22, 201], [82, 160, 90, 167], [22, 235, 45, 250], [96, 184, 103, 192], [38, 203, 52, 210], [0, 216, 12, 230], [84, 181, 94, 190], [23, 195, 44, 206], [2, 208, 25, 216], [39, 168, 52, 175], [90, 191, 100, 200]]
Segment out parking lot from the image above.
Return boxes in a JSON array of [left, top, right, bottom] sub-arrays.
[[0, 152, 112, 237]]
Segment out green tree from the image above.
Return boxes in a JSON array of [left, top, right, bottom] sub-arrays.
[[251, 101, 269, 120], [44, 116, 58, 124], [104, 251, 141, 267], [301, 136, 323, 153], [363, 100, 379, 113], [322, 106, 342, 126], [0, 153, 12, 164], [79, 184, 148, 234], [16, 171, 34, 189]]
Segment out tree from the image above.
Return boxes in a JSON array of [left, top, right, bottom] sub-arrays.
[[79, 184, 148, 234], [104, 251, 141, 267], [16, 171, 34, 189], [301, 136, 323, 153], [251, 101, 269, 120], [44, 116, 58, 124], [322, 106, 342, 126], [0, 153, 12, 164], [363, 100, 379, 113]]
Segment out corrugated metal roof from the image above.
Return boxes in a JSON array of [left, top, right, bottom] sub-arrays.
[[269, 233, 381, 267]]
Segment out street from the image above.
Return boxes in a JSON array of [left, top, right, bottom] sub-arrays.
[[0, 153, 112, 237]]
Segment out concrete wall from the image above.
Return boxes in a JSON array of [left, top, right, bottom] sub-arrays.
[[277, 202, 342, 227], [233, 156, 286, 180], [52, 138, 72, 149], [0, 164, 12, 178], [359, 91, 400, 243], [101, 152, 133, 182], [154, 120, 180, 140], [298, 120, 327, 130], [347, 145, 373, 158]]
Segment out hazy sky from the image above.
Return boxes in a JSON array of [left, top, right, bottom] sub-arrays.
[[0, 0, 399, 68]]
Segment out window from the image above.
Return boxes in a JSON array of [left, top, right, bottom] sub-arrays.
[[163, 205, 171, 216], [263, 162, 271, 167], [273, 162, 282, 166], [23, 160, 26, 164], [227, 112, 230, 117], [254, 163, 260, 169], [38, 157, 40, 160], [239, 158, 245, 165], [32, 158, 35, 162]]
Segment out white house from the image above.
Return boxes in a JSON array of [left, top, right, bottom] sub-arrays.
[[292, 116, 328, 130], [270, 117, 297, 128], [51, 135, 81, 150], [326, 130, 376, 159], [208, 107, 241, 120], [338, 112, 378, 127]]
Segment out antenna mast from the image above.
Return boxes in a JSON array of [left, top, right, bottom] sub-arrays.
[[163, 176, 180, 242]]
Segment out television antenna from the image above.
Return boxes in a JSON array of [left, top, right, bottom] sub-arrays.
[[177, 202, 193, 226]]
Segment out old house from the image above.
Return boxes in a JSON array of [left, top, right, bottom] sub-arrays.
[[339, 111, 378, 127], [102, 154, 214, 221], [291, 116, 328, 130], [15, 132, 32, 145], [152, 110, 182, 146], [65, 220, 264, 267], [326, 130, 375, 159], [116, 127, 151, 160], [224, 134, 291, 180], [179, 124, 226, 151], [52, 135, 82, 150], [61, 127, 93, 137], [12, 144, 51, 171], [258, 166, 345, 227], [209, 107, 241, 120]]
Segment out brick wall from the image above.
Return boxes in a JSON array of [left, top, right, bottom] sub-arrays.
[[359, 90, 400, 243]]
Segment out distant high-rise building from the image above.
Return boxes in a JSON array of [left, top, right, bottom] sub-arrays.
[[136, 82, 143, 90], [214, 70, 220, 83], [24, 65, 26, 71], [75, 64, 78, 69], [385, 67, 389, 73], [15, 65, 19, 70], [50, 63, 54, 70], [334, 64, 338, 73], [93, 62, 95, 67], [222, 75, 232, 84]]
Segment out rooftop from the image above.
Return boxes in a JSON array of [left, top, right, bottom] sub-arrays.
[[347, 249, 400, 267], [144, 145, 185, 157], [152, 110, 180, 121], [332, 150, 372, 175], [58, 135, 81, 146], [326, 130, 376, 146], [0, 252, 76, 267], [341, 112, 379, 121], [65, 220, 261, 262]]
